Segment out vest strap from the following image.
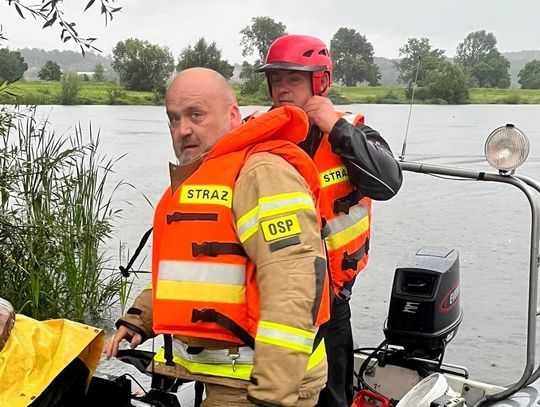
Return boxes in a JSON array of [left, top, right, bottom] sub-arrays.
[[185, 346, 204, 355], [333, 189, 364, 215], [341, 238, 370, 271], [166, 212, 218, 224], [339, 276, 357, 300], [194, 381, 204, 407], [163, 334, 175, 366], [191, 309, 255, 349], [313, 324, 326, 354], [119, 227, 153, 277], [191, 242, 246, 257]]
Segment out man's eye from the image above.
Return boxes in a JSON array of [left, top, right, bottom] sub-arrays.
[[169, 117, 180, 127], [191, 112, 203, 120]]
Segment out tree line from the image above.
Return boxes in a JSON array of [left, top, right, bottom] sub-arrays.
[[2, 16, 540, 104]]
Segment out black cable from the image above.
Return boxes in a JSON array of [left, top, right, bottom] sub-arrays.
[[357, 339, 386, 391], [356, 340, 415, 406], [124, 373, 149, 396]]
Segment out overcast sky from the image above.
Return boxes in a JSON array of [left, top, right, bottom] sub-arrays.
[[1, 0, 539, 62]]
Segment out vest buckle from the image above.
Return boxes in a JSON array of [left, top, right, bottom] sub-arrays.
[[333, 189, 364, 214], [341, 253, 360, 271], [228, 347, 240, 372], [191, 308, 216, 323], [333, 199, 351, 214]]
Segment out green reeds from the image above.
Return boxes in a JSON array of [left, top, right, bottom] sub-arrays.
[[0, 106, 129, 323]]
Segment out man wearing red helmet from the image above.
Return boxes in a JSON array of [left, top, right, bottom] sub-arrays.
[[257, 34, 403, 407]]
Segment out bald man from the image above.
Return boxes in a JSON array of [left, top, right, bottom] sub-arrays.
[[104, 68, 330, 407]]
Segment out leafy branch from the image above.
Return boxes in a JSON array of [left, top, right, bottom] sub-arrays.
[[4, 0, 122, 54]]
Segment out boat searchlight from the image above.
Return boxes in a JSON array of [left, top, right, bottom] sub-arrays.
[[484, 124, 529, 174]]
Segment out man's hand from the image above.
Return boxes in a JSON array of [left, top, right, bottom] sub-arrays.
[[103, 325, 142, 359], [304, 96, 338, 134]]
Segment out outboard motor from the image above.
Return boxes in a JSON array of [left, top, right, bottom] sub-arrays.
[[384, 247, 463, 359]]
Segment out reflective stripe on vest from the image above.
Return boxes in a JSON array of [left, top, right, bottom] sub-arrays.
[[322, 204, 369, 251], [255, 321, 316, 354], [153, 339, 326, 381], [156, 260, 247, 304], [236, 192, 315, 243]]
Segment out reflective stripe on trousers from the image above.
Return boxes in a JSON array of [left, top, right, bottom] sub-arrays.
[[153, 339, 326, 381]]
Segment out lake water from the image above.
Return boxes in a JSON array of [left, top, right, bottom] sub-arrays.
[[32, 103, 540, 397]]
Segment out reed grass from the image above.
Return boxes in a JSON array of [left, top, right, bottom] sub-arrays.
[[0, 105, 132, 322]]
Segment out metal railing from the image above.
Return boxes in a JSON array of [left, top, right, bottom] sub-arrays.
[[399, 161, 540, 406]]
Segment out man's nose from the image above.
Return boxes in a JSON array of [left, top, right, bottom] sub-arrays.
[[275, 84, 289, 94], [173, 120, 192, 138]]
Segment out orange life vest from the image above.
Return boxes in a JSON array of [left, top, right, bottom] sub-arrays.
[[152, 106, 329, 345], [316, 113, 372, 299]]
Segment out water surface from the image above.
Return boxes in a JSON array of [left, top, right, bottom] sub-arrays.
[[34, 103, 540, 395]]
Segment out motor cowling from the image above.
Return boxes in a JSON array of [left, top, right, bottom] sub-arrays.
[[384, 247, 463, 359]]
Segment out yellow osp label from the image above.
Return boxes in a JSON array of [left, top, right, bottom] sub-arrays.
[[261, 214, 301, 241]]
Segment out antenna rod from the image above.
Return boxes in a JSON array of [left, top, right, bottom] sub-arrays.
[[399, 56, 421, 161]]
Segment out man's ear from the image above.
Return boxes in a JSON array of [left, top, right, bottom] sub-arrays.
[[230, 104, 242, 127], [320, 73, 330, 95]]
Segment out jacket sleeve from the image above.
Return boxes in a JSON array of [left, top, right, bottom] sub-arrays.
[[233, 153, 327, 407], [115, 286, 156, 342], [328, 118, 403, 200]]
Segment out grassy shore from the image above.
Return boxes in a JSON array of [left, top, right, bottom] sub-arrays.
[[0, 81, 157, 105], [2, 80, 540, 105], [329, 86, 540, 105]]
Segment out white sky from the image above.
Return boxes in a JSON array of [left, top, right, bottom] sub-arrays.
[[1, 0, 539, 62]]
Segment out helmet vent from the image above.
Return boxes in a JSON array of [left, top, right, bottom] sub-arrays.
[[318, 49, 329, 56], [302, 50, 314, 57]]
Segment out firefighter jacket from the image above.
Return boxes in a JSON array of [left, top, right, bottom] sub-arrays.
[[118, 106, 330, 406]]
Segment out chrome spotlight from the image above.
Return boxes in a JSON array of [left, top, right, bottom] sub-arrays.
[[484, 124, 529, 174]]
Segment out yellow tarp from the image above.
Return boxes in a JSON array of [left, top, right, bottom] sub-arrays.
[[0, 314, 104, 407]]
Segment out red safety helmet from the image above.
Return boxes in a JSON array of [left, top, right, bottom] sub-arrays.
[[257, 34, 332, 96]]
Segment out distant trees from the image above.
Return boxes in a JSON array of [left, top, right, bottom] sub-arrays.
[[112, 38, 174, 91], [424, 60, 469, 104], [93, 63, 105, 81], [455, 30, 510, 88], [177, 38, 234, 79], [394, 37, 468, 103], [518, 60, 540, 89], [330, 28, 380, 86], [38, 60, 62, 81], [394, 38, 446, 87], [59, 72, 82, 105], [239, 16, 286, 98], [0, 49, 28, 82], [240, 16, 287, 63]]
